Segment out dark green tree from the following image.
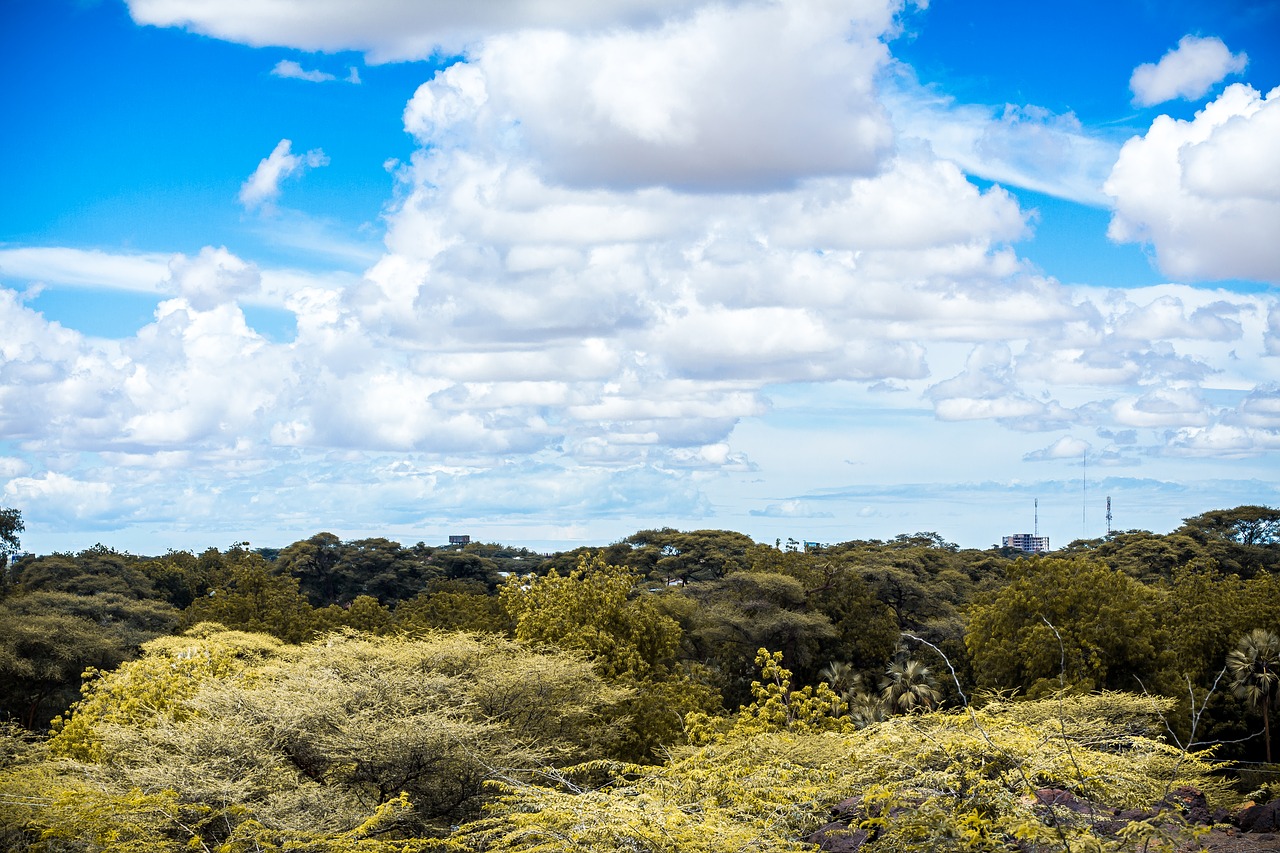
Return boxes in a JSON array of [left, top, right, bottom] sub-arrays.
[[0, 608, 128, 727], [681, 571, 836, 707], [184, 548, 316, 643], [10, 545, 156, 599], [0, 508, 21, 579], [1178, 505, 1280, 577], [1227, 628, 1280, 763], [623, 528, 756, 585], [965, 556, 1165, 696], [276, 532, 345, 605]]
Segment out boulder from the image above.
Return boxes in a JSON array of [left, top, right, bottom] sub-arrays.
[[1235, 800, 1280, 833], [806, 821, 869, 852]]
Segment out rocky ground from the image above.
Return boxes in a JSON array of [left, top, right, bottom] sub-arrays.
[[1195, 829, 1280, 852], [807, 788, 1280, 852]]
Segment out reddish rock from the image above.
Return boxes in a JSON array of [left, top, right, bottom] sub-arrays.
[[807, 821, 869, 852], [1034, 788, 1096, 814], [1235, 800, 1280, 834]]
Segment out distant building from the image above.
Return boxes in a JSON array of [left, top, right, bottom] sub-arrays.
[[1002, 533, 1049, 553], [448, 535, 471, 546]]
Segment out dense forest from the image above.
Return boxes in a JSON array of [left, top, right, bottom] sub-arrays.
[[1, 506, 1279, 851]]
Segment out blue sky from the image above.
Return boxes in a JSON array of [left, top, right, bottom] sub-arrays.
[[2, 0, 1278, 555]]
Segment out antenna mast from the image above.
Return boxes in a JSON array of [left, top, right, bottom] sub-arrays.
[[1082, 451, 1087, 537], [1034, 498, 1039, 537], [1106, 496, 1112, 536]]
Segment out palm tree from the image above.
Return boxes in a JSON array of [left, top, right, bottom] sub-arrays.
[[819, 661, 861, 695], [1227, 628, 1280, 763], [847, 689, 888, 728], [880, 658, 942, 715]]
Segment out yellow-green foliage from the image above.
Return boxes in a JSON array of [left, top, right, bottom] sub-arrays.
[[688, 649, 853, 744], [460, 690, 1229, 853], [501, 553, 720, 761], [1, 630, 1231, 853], [4, 627, 626, 852], [501, 553, 682, 682], [48, 623, 285, 762]]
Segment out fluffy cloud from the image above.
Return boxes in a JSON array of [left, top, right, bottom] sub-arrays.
[[1112, 388, 1210, 429], [163, 246, 261, 310], [3, 472, 114, 525], [7, 0, 1278, 551], [402, 1, 899, 191], [127, 0, 760, 61], [1130, 35, 1247, 107], [477, 2, 896, 190], [1111, 296, 1243, 342], [1105, 84, 1280, 283], [239, 139, 330, 211]]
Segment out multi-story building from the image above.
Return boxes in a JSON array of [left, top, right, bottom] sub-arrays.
[[1002, 533, 1049, 553]]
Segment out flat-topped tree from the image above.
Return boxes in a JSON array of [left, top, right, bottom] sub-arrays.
[[0, 508, 20, 571]]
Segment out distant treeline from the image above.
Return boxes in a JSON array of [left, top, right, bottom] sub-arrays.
[[1, 505, 1279, 850], [0, 505, 1276, 741]]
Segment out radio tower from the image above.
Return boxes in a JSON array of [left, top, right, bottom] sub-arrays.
[[1082, 450, 1087, 537], [1106, 496, 1113, 536], [1034, 498, 1039, 537]]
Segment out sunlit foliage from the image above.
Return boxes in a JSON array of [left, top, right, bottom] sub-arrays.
[[462, 689, 1226, 853], [4, 627, 626, 850]]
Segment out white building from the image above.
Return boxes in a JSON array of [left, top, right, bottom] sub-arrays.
[[1002, 533, 1050, 553]]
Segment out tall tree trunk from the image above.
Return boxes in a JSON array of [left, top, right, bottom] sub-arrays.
[[1265, 695, 1272, 765]]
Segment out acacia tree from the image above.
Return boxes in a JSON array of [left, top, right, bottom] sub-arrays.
[[501, 554, 719, 761], [11, 628, 626, 850], [1178, 505, 1280, 577], [965, 556, 1166, 696], [0, 508, 21, 576], [1227, 628, 1280, 763], [183, 548, 317, 642]]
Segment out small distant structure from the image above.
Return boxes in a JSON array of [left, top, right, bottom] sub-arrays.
[[1002, 533, 1050, 553], [1002, 497, 1051, 553], [448, 535, 471, 546]]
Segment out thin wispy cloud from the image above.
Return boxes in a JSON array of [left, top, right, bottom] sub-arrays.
[[270, 59, 336, 82]]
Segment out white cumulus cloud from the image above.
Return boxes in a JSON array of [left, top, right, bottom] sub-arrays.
[[239, 138, 329, 211], [127, 0, 760, 62], [1130, 35, 1247, 107], [163, 246, 262, 310], [1105, 84, 1280, 283], [400, 1, 901, 192]]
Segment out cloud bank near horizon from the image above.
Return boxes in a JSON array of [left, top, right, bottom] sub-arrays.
[[2, 1, 1277, 550]]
